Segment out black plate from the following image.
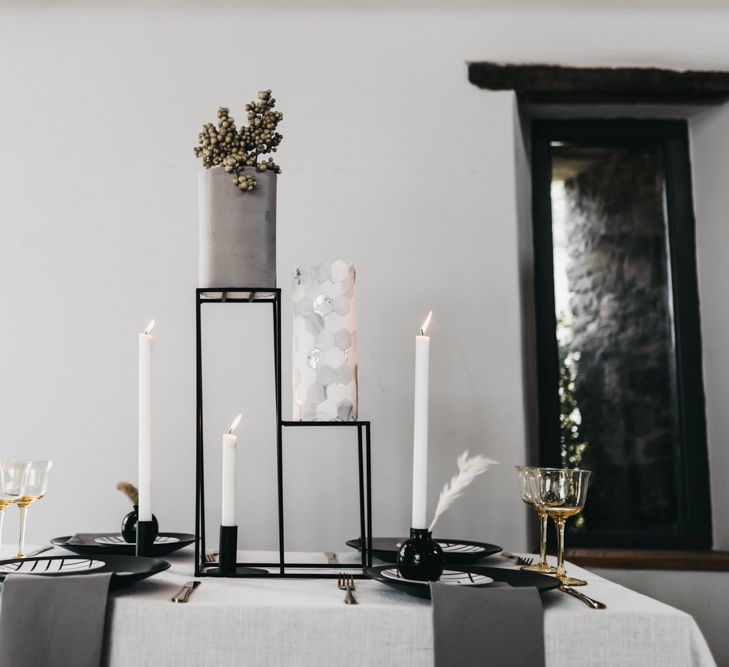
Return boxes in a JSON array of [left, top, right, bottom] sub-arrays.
[[0, 555, 170, 590], [346, 537, 502, 564], [367, 564, 559, 599], [51, 532, 195, 557]]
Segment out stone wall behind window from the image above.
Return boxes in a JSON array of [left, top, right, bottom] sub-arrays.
[[563, 148, 680, 533]]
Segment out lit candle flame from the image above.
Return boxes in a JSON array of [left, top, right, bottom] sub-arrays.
[[229, 414, 243, 434], [419, 310, 433, 336], [144, 320, 155, 335]]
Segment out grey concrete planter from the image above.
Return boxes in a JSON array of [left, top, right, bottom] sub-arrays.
[[198, 166, 277, 289]]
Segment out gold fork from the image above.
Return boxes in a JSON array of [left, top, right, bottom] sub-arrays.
[[204, 552, 219, 564], [338, 573, 358, 604], [502, 552, 536, 567], [337, 573, 356, 591]]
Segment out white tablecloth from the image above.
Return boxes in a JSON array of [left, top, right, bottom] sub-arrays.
[[16, 547, 718, 666]]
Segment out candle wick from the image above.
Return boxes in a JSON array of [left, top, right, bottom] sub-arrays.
[[419, 310, 433, 337], [228, 414, 243, 434]]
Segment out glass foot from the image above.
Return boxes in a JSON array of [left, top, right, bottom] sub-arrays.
[[521, 563, 558, 574], [558, 574, 587, 586]]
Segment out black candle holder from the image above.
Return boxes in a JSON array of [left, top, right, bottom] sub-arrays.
[[136, 519, 157, 557], [219, 525, 237, 574], [206, 525, 268, 577], [397, 528, 445, 581], [122, 506, 159, 544]]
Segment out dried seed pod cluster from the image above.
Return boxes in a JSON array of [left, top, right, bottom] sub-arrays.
[[117, 481, 139, 506], [194, 90, 283, 192]]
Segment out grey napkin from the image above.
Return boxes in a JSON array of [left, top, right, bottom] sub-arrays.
[[430, 583, 545, 667], [0, 572, 112, 667]]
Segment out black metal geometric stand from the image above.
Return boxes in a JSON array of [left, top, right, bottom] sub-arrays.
[[194, 287, 373, 578]]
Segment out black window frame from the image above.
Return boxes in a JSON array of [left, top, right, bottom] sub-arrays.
[[531, 118, 712, 549]]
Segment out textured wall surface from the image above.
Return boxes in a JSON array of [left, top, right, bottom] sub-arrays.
[[562, 149, 679, 533]]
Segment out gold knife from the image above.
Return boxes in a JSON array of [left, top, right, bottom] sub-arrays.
[[559, 585, 606, 609], [24, 545, 54, 558], [171, 580, 201, 603]]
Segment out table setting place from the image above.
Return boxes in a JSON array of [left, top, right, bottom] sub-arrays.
[[0, 89, 716, 667]]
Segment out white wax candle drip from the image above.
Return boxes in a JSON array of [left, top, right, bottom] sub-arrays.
[[138, 319, 155, 523], [411, 311, 432, 530], [222, 414, 242, 527]]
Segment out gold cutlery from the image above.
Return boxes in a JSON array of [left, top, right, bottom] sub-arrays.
[[514, 556, 606, 607], [338, 573, 357, 605], [23, 544, 54, 558], [503, 553, 537, 567], [204, 552, 218, 564], [171, 580, 201, 603], [560, 585, 606, 609]]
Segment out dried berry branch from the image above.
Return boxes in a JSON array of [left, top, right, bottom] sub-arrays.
[[194, 90, 283, 192]]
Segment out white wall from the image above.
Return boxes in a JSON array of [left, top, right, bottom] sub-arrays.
[[0, 6, 533, 551], [2, 3, 729, 658], [689, 103, 729, 551]]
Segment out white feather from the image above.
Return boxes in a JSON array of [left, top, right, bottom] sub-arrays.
[[428, 451, 498, 532]]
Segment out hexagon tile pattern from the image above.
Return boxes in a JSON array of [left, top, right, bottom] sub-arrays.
[[293, 261, 358, 421]]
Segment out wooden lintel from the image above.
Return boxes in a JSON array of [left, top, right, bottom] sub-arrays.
[[468, 62, 729, 104]]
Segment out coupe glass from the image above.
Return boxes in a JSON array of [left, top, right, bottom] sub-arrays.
[[532, 467, 591, 586], [0, 461, 30, 552], [515, 466, 557, 574], [16, 460, 53, 558]]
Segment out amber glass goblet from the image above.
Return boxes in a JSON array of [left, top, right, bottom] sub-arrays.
[[515, 466, 557, 574], [0, 461, 29, 553], [16, 460, 53, 558], [532, 467, 591, 586]]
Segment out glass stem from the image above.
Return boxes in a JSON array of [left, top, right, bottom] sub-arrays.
[[17, 506, 27, 558], [0, 509, 4, 552], [556, 518, 566, 580], [538, 511, 549, 567]]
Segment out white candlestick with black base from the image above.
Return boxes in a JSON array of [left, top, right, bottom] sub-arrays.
[[397, 311, 444, 581], [137, 319, 156, 558], [208, 416, 267, 576]]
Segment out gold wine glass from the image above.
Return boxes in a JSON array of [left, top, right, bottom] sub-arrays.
[[515, 466, 557, 574], [16, 460, 53, 558], [532, 467, 591, 586], [0, 461, 30, 552]]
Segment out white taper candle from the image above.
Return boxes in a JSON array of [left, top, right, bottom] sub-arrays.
[[412, 311, 432, 529], [138, 319, 155, 522], [222, 414, 242, 527]]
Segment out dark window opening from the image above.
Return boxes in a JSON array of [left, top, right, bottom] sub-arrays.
[[532, 119, 712, 549]]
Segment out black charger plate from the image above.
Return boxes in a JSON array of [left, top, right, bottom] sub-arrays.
[[367, 564, 559, 599], [0, 555, 170, 590], [51, 532, 195, 557], [346, 537, 501, 564]]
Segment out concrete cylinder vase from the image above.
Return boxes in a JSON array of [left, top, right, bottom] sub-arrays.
[[198, 166, 277, 289], [292, 262, 358, 421]]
